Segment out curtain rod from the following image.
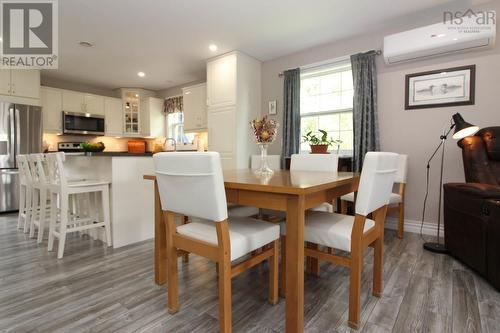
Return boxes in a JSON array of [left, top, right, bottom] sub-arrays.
[[278, 49, 382, 77]]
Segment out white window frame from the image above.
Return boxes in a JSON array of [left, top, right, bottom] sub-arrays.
[[300, 60, 353, 156]]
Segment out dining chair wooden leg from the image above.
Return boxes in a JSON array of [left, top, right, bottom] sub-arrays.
[[340, 200, 348, 215], [268, 239, 279, 305], [310, 243, 320, 277], [280, 235, 286, 297], [373, 236, 383, 297], [165, 211, 179, 314], [397, 203, 404, 239], [216, 220, 232, 333], [182, 216, 190, 262], [348, 248, 363, 330]]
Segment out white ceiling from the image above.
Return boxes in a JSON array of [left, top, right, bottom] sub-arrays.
[[44, 0, 471, 91]]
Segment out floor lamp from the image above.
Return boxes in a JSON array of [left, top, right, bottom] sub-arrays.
[[422, 113, 479, 254]]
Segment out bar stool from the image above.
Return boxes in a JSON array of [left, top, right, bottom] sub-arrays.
[[46, 152, 112, 259], [17, 155, 33, 233], [28, 153, 52, 243]]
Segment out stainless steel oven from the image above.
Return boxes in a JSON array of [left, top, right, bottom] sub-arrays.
[[63, 111, 105, 135]]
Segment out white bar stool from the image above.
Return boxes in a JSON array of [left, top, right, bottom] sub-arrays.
[[28, 153, 52, 243], [46, 152, 112, 259], [17, 155, 33, 233]]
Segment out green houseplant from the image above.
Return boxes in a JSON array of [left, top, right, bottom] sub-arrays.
[[302, 130, 342, 154]]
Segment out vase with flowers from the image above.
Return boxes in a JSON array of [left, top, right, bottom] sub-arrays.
[[250, 116, 279, 175]]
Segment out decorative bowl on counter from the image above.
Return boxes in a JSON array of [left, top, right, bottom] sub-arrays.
[[80, 142, 105, 152]]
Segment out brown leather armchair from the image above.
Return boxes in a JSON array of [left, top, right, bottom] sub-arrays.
[[444, 127, 500, 290]]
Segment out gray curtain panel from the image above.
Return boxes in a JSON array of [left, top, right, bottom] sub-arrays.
[[281, 68, 301, 168], [351, 51, 380, 172]]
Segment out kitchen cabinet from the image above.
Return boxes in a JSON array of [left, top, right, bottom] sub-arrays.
[[206, 51, 261, 169], [41, 87, 63, 133], [11, 70, 40, 99], [182, 83, 207, 132], [62, 90, 104, 115], [104, 97, 123, 136], [0, 69, 40, 101], [207, 54, 236, 108], [142, 97, 165, 138]]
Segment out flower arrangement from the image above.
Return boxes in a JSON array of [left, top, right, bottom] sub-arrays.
[[250, 116, 278, 143]]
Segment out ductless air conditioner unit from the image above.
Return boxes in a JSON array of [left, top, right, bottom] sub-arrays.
[[384, 12, 496, 64]]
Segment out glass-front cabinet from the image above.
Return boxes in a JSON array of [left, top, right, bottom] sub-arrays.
[[123, 91, 140, 135]]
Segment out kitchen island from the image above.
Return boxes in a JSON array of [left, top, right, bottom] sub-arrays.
[[64, 153, 155, 248]]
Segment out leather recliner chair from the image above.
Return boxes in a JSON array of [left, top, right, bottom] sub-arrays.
[[444, 127, 500, 290]]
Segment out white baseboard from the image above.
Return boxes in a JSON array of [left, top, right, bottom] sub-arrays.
[[385, 217, 444, 237]]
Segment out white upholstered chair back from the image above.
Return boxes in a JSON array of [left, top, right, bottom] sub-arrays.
[[45, 152, 67, 188], [251, 154, 281, 170], [290, 154, 339, 172], [154, 152, 228, 222], [395, 154, 408, 184], [355, 152, 398, 216]]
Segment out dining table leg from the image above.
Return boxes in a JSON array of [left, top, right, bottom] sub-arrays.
[[154, 179, 167, 285], [285, 194, 306, 333]]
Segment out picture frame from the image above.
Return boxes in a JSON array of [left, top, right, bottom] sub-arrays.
[[405, 65, 475, 110], [268, 100, 277, 115]]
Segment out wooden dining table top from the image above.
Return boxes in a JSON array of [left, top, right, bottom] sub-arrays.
[[146, 169, 358, 195]]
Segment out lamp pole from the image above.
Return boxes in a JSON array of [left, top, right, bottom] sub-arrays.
[[422, 124, 454, 254]]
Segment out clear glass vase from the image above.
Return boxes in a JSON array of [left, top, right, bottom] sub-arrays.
[[255, 143, 273, 175]]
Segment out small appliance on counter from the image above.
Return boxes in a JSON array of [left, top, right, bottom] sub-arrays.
[[127, 140, 146, 154]]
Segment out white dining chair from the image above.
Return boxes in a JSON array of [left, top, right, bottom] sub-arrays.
[[227, 154, 281, 218], [17, 155, 33, 233], [281, 152, 398, 329], [340, 154, 408, 238], [290, 153, 339, 212], [154, 152, 280, 333], [46, 152, 112, 259]]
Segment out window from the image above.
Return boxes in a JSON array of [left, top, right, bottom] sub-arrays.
[[166, 112, 195, 144], [300, 61, 353, 154]]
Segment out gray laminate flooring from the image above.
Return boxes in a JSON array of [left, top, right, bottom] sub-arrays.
[[1, 213, 499, 333]]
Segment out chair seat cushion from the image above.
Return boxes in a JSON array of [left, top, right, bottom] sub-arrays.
[[341, 192, 401, 205], [227, 204, 260, 218], [280, 211, 375, 252], [177, 217, 280, 261], [311, 203, 333, 213]]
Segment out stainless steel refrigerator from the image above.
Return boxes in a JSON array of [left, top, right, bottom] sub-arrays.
[[0, 103, 42, 213]]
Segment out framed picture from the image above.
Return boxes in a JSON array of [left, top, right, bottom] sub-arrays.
[[405, 65, 475, 110], [268, 100, 277, 115]]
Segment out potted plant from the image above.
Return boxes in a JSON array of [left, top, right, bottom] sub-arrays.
[[302, 130, 342, 154]]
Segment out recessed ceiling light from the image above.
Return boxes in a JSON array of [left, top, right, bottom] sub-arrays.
[[137, 71, 145, 77], [78, 41, 94, 47], [209, 44, 218, 52]]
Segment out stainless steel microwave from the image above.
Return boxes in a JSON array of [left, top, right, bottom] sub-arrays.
[[62, 111, 105, 135]]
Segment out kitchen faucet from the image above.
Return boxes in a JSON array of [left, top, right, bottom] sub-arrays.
[[164, 137, 177, 151]]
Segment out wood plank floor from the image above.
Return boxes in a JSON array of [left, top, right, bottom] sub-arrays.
[[1, 213, 499, 333]]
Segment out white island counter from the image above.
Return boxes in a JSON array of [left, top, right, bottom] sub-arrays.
[[64, 153, 155, 248]]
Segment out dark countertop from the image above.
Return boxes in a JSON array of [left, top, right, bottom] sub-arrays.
[[57, 151, 154, 157]]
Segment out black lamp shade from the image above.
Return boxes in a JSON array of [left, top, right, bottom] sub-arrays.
[[452, 113, 479, 140]]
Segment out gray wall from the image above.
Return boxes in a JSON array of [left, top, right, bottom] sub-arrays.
[[41, 75, 119, 97], [261, 1, 500, 225]]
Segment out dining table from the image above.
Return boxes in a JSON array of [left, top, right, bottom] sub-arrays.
[[144, 169, 359, 333]]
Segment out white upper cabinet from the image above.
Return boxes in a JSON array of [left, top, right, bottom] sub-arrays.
[[10, 70, 40, 99], [0, 69, 40, 101], [206, 53, 237, 108], [84, 94, 105, 115], [0, 70, 11, 95], [41, 87, 63, 133], [62, 90, 85, 113], [104, 97, 123, 136], [62, 90, 104, 115], [182, 83, 207, 132]]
